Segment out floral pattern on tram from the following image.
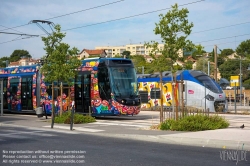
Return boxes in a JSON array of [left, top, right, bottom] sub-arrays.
[[6, 77, 22, 111], [81, 60, 140, 115]]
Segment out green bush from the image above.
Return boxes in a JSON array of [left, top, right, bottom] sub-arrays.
[[54, 111, 96, 124], [160, 114, 229, 131]]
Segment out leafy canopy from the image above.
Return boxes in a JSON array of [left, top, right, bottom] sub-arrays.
[[145, 3, 194, 73], [122, 51, 131, 59], [40, 24, 81, 85], [10, 50, 31, 62], [236, 39, 250, 58]]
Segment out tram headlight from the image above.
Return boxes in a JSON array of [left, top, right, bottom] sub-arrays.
[[121, 99, 126, 104], [205, 94, 214, 101]]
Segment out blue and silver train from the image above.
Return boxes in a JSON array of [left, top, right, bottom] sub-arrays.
[[137, 70, 228, 112]]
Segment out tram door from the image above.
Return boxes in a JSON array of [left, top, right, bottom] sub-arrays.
[[21, 77, 33, 110], [75, 72, 91, 113]]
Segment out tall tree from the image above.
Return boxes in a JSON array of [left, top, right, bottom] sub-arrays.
[[236, 39, 250, 58], [41, 25, 81, 85], [144, 3, 194, 122], [40, 24, 81, 127], [145, 3, 194, 71], [10, 50, 31, 62]]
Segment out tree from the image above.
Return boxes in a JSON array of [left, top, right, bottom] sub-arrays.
[[191, 44, 206, 57], [10, 50, 31, 62], [236, 39, 250, 58], [219, 59, 250, 82], [0, 56, 10, 67], [217, 56, 225, 67], [145, 3, 194, 70], [144, 3, 194, 122], [130, 55, 146, 73], [195, 57, 214, 75], [208, 49, 214, 62], [113, 53, 122, 58], [184, 60, 193, 70], [40, 24, 81, 127], [122, 51, 131, 59], [220, 48, 234, 58], [41, 24, 81, 85]]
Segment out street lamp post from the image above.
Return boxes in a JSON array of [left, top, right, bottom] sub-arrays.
[[240, 57, 242, 106], [138, 66, 144, 74], [2, 60, 9, 67]]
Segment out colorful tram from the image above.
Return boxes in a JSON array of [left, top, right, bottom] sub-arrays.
[[137, 70, 228, 112], [0, 58, 141, 116]]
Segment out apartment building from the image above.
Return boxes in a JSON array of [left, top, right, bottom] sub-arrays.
[[95, 43, 183, 58]]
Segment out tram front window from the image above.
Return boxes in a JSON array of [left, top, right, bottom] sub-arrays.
[[109, 67, 138, 98]]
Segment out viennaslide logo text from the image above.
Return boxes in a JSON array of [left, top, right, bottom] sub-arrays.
[[220, 150, 247, 165]]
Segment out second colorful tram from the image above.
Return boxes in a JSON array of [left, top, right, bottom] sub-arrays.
[[0, 58, 141, 116]]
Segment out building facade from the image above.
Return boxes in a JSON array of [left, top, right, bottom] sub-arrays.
[[95, 43, 183, 58], [8, 58, 38, 67]]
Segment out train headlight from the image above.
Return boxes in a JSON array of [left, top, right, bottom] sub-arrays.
[[205, 94, 214, 101]]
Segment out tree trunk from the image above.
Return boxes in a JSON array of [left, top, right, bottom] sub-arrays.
[[160, 72, 163, 123], [51, 82, 55, 128], [60, 82, 63, 116]]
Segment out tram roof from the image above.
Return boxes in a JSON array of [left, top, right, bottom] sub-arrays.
[[137, 70, 208, 82], [0, 65, 37, 78]]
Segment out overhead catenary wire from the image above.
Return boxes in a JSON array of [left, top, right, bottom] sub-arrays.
[[44, 0, 125, 20], [194, 33, 250, 44], [0, 31, 39, 37], [0, 25, 24, 33], [202, 39, 248, 48], [104, 30, 250, 48], [0, 0, 205, 44], [0, 0, 248, 49], [62, 0, 205, 31], [124, 21, 250, 46], [0, 0, 126, 44], [0, 36, 36, 44], [0, 0, 125, 32]]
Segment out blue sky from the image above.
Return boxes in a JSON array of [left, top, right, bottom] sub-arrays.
[[0, 0, 250, 59]]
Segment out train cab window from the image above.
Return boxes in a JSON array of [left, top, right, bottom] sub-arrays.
[[195, 75, 223, 93]]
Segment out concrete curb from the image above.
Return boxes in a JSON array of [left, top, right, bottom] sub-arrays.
[[86, 133, 250, 151], [1, 123, 249, 151]]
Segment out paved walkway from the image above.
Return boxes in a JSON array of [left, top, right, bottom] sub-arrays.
[[0, 111, 250, 151]]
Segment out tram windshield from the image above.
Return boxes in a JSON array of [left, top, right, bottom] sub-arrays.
[[109, 67, 138, 98]]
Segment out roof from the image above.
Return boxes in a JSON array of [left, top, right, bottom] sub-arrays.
[[8, 62, 19, 66], [80, 49, 106, 55]]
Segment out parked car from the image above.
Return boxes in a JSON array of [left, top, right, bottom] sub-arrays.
[[226, 86, 233, 90]]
